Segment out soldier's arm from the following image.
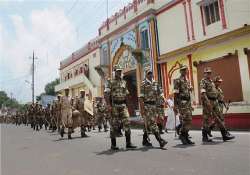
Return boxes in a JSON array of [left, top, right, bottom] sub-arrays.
[[200, 80, 211, 108], [139, 82, 145, 117], [104, 79, 112, 106], [173, 79, 180, 112]]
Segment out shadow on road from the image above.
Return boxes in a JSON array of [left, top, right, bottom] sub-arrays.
[[94, 146, 167, 156], [52, 136, 88, 142], [201, 141, 223, 145], [172, 144, 196, 149]]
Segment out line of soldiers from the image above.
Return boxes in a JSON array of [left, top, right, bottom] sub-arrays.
[[6, 64, 235, 151], [174, 66, 235, 144], [9, 89, 111, 139], [104, 64, 235, 150]]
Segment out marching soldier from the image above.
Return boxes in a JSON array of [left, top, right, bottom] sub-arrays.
[[60, 88, 73, 139], [139, 69, 168, 148], [74, 90, 88, 137], [95, 97, 108, 132], [200, 67, 235, 142], [207, 76, 230, 137], [34, 102, 40, 131], [104, 65, 137, 150], [173, 65, 194, 145], [55, 94, 62, 133]]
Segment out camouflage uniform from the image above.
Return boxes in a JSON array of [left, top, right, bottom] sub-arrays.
[[104, 65, 136, 150], [140, 69, 167, 148], [200, 67, 234, 142], [95, 97, 108, 132], [173, 65, 194, 144]]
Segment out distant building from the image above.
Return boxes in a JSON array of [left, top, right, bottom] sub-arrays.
[[40, 95, 57, 107]]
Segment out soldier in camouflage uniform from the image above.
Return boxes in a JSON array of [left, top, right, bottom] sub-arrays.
[[173, 65, 194, 145], [33, 102, 40, 131], [207, 76, 230, 137], [200, 67, 235, 142], [104, 65, 137, 150], [95, 97, 108, 132], [139, 69, 168, 148], [74, 90, 88, 137], [60, 88, 73, 139]]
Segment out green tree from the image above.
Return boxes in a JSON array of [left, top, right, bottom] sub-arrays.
[[36, 78, 60, 101], [44, 78, 60, 96], [0, 91, 22, 109]]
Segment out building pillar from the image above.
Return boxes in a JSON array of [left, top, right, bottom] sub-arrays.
[[149, 16, 159, 81], [239, 49, 250, 101]]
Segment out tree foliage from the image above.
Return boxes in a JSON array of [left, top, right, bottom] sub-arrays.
[[36, 78, 60, 101], [0, 91, 22, 109]]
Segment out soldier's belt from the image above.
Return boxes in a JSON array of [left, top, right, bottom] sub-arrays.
[[208, 97, 217, 101], [144, 101, 156, 105], [113, 100, 126, 105]]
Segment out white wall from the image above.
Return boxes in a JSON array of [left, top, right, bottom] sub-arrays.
[[157, 0, 250, 55], [157, 3, 188, 55]]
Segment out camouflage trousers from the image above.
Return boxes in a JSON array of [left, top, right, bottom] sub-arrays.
[[143, 104, 159, 134], [178, 103, 192, 133], [110, 104, 130, 138], [96, 113, 107, 128], [202, 100, 225, 130]]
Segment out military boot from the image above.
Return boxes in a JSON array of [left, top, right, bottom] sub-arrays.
[[98, 126, 101, 132], [185, 132, 195, 145], [125, 132, 137, 149], [111, 138, 119, 150], [68, 128, 72, 139], [154, 132, 168, 148], [208, 123, 215, 137], [176, 123, 182, 135], [104, 125, 108, 132], [179, 131, 188, 145], [81, 126, 88, 137], [202, 129, 212, 142], [220, 128, 235, 141], [142, 132, 152, 147], [60, 127, 65, 138]]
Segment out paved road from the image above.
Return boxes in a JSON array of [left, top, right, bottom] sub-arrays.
[[1, 124, 250, 175]]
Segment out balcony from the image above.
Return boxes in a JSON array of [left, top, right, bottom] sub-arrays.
[[55, 74, 98, 98]]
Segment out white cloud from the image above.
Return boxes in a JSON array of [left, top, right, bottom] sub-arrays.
[[1, 7, 78, 103]]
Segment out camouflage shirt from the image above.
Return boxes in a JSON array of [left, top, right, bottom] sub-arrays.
[[173, 76, 192, 108], [140, 78, 164, 103], [105, 78, 129, 102], [200, 78, 218, 99]]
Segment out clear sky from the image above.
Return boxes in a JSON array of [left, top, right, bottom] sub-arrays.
[[0, 0, 132, 103]]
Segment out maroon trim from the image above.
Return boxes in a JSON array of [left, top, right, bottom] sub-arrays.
[[59, 47, 98, 70], [99, 9, 155, 42], [192, 113, 250, 130], [156, 0, 184, 16], [218, 0, 227, 29]]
